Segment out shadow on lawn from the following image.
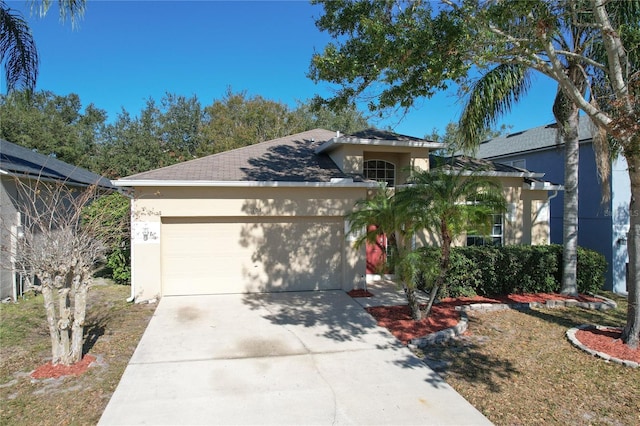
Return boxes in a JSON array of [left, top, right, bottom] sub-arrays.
[[414, 336, 520, 393], [519, 294, 628, 331]]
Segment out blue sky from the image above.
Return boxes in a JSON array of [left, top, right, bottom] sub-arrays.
[[12, 0, 560, 138]]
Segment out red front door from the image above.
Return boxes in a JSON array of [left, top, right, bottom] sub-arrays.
[[365, 225, 387, 274]]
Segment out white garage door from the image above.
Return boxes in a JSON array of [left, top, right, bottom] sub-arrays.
[[161, 217, 343, 295]]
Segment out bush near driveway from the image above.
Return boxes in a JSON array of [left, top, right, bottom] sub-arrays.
[[418, 245, 606, 298]]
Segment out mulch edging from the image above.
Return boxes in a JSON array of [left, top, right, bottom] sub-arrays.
[[566, 325, 639, 368], [408, 293, 618, 350]]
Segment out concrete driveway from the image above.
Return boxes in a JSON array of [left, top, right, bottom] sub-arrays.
[[99, 290, 491, 425]]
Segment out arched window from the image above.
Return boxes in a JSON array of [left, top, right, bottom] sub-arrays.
[[364, 160, 395, 187]]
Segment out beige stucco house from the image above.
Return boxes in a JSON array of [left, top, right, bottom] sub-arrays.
[[114, 129, 561, 302]]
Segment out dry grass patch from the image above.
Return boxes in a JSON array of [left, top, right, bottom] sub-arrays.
[[0, 283, 155, 425], [414, 293, 640, 425]]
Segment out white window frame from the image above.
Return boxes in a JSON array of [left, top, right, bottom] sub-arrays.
[[466, 214, 504, 247], [500, 159, 526, 169], [363, 160, 396, 187]]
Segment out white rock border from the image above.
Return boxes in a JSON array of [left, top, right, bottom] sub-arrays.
[[408, 294, 619, 351], [566, 324, 638, 368]]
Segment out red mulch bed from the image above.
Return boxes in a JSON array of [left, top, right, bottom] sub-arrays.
[[366, 303, 460, 344], [347, 289, 375, 298], [363, 292, 638, 364], [31, 354, 97, 379], [575, 327, 640, 364]]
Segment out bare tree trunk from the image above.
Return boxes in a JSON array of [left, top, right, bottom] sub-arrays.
[[42, 282, 63, 364], [71, 272, 88, 362], [622, 155, 640, 348], [553, 78, 583, 296], [560, 110, 580, 296], [396, 228, 423, 321], [58, 285, 72, 364]]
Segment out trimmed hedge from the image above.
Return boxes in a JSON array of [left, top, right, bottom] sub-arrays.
[[417, 244, 606, 298]]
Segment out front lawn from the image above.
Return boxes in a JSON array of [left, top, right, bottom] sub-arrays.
[[0, 284, 155, 425], [413, 293, 640, 425]]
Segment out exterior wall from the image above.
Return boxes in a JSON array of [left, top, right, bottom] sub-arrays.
[[328, 145, 431, 184], [410, 177, 552, 248], [490, 142, 622, 292], [611, 155, 630, 294], [0, 177, 19, 300], [328, 145, 363, 175], [130, 185, 369, 301]]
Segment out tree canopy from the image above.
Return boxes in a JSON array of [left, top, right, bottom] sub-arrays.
[[0, 89, 372, 178]]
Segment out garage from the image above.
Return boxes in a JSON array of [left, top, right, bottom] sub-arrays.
[[161, 216, 344, 295]]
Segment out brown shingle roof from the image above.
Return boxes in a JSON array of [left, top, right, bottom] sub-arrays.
[[120, 129, 359, 183]]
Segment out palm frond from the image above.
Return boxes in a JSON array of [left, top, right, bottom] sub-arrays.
[[0, 2, 39, 92], [459, 64, 532, 153]]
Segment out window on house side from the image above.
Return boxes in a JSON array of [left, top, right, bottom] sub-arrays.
[[501, 159, 526, 169], [364, 160, 395, 187], [466, 214, 504, 246]]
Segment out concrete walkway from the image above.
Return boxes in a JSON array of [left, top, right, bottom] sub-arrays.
[[99, 289, 491, 425]]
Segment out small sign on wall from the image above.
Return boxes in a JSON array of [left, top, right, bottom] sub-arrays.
[[132, 222, 160, 244]]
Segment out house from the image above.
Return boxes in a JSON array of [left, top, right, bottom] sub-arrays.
[[0, 139, 115, 300], [474, 119, 630, 294], [114, 128, 560, 301]]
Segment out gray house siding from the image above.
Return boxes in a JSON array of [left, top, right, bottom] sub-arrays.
[[0, 139, 116, 300], [0, 177, 20, 300]]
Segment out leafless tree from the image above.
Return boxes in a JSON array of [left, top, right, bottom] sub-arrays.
[[3, 177, 109, 365]]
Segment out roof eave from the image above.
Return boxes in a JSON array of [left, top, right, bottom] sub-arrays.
[[315, 137, 444, 154], [524, 181, 564, 191], [441, 170, 545, 178], [112, 179, 379, 188]]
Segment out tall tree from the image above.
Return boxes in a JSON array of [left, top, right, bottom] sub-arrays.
[[0, 90, 106, 171], [310, 0, 640, 348], [459, 64, 589, 297], [201, 88, 302, 155], [97, 107, 166, 178], [158, 93, 205, 160], [291, 100, 370, 135], [0, 0, 85, 92]]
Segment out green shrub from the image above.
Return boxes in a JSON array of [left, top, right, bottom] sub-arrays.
[[82, 192, 131, 285], [416, 244, 606, 297], [576, 246, 607, 294]]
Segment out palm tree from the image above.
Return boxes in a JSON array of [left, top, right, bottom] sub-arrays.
[[458, 58, 592, 296], [346, 184, 426, 320], [395, 166, 506, 317], [347, 167, 506, 320], [0, 0, 85, 92]]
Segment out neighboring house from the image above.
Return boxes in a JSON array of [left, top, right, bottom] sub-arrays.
[[474, 119, 630, 294], [115, 128, 561, 301], [0, 139, 115, 300]]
